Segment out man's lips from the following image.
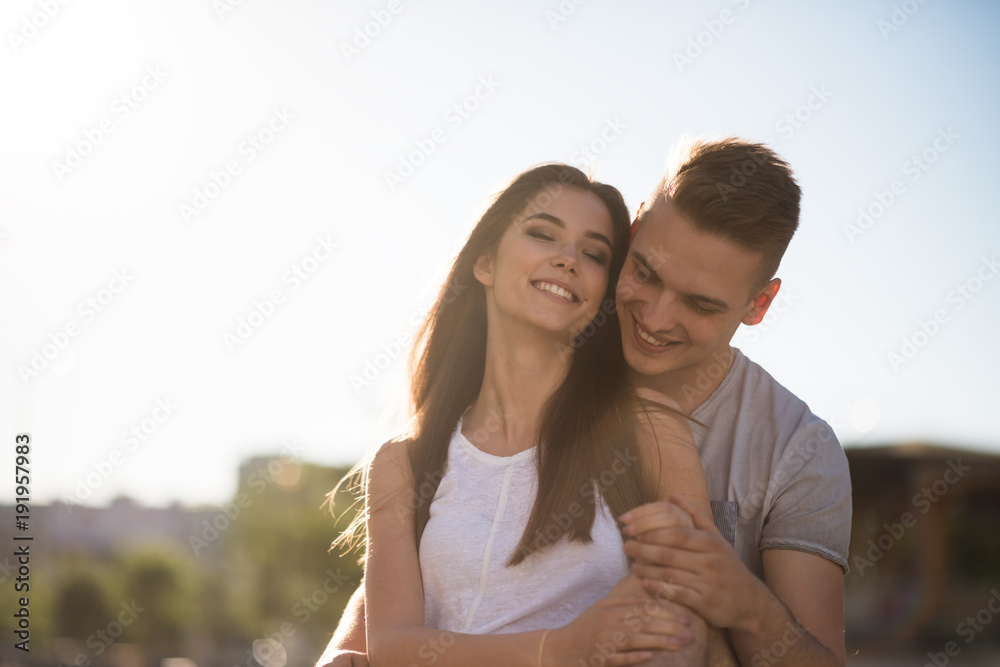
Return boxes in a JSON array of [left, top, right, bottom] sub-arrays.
[[631, 314, 681, 352]]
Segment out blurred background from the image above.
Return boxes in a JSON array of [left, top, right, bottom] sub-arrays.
[[1, 0, 998, 664]]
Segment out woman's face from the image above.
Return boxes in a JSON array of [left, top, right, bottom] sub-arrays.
[[475, 185, 615, 340]]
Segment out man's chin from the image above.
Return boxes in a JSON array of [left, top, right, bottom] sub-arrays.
[[622, 344, 682, 378]]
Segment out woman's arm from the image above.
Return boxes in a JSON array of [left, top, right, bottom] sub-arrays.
[[315, 582, 368, 667], [632, 387, 711, 515], [626, 388, 738, 666]]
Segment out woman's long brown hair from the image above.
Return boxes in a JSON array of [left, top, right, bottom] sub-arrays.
[[330, 163, 657, 566]]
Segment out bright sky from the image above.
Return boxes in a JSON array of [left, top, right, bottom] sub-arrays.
[[2, 0, 998, 508]]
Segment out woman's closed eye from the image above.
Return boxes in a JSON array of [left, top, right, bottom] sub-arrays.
[[528, 228, 607, 265], [526, 228, 554, 241]]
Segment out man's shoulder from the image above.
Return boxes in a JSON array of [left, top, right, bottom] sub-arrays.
[[714, 349, 815, 420], [703, 349, 841, 451]]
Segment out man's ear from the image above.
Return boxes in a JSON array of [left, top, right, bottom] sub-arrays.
[[630, 202, 644, 239], [473, 251, 495, 287], [742, 278, 780, 326]]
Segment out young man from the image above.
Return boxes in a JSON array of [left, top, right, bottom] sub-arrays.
[[616, 136, 851, 666], [318, 137, 851, 667]]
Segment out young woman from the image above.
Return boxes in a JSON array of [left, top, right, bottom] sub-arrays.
[[327, 164, 714, 666]]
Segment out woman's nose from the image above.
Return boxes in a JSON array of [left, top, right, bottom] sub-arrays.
[[552, 247, 579, 273]]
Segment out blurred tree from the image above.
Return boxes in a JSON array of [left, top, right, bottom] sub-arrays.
[[222, 459, 364, 660], [121, 547, 197, 657], [53, 571, 115, 640]]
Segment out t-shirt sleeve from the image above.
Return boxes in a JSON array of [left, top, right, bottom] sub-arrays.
[[758, 418, 853, 574]]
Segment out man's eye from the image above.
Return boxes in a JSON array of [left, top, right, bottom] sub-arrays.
[[634, 264, 651, 281], [690, 302, 716, 315]]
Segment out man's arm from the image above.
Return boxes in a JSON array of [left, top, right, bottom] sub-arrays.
[[315, 581, 367, 667], [622, 495, 844, 666], [730, 549, 844, 665]]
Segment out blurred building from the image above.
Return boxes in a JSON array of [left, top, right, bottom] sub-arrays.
[[844, 444, 1000, 664]]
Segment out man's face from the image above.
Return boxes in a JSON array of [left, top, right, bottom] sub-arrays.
[[615, 195, 776, 379]]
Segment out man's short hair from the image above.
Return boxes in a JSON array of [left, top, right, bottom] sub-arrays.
[[648, 135, 801, 293]]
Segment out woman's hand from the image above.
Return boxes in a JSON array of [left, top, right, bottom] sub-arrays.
[[318, 650, 369, 667], [545, 588, 696, 666]]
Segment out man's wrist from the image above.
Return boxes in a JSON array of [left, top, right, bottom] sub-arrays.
[[729, 573, 784, 639]]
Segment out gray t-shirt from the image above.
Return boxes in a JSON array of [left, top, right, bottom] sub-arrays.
[[690, 348, 852, 578]]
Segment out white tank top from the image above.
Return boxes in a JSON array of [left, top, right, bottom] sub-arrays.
[[418, 419, 629, 634]]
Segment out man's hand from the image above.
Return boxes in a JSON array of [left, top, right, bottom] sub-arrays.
[[619, 494, 844, 666], [619, 495, 770, 633]]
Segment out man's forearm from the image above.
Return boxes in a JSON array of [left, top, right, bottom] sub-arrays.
[[728, 592, 841, 667]]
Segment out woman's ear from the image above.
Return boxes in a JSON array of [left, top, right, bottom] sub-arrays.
[[473, 251, 495, 287]]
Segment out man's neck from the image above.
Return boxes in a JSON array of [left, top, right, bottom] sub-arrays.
[[631, 346, 736, 415]]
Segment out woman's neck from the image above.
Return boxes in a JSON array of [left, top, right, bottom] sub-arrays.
[[463, 322, 571, 457]]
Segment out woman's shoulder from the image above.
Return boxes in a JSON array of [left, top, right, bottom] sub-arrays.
[[369, 437, 414, 474], [366, 438, 416, 506]]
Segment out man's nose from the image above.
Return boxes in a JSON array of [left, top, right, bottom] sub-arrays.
[[644, 292, 680, 332]]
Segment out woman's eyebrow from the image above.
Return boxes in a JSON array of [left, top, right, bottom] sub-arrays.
[[524, 212, 613, 250]]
